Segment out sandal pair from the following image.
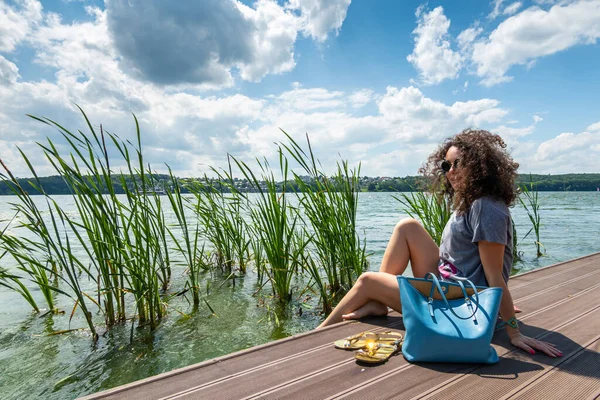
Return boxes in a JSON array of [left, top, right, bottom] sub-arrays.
[[334, 331, 403, 364]]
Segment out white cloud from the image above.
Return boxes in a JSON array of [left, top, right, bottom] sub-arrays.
[[233, 85, 514, 176], [235, 0, 299, 82], [587, 121, 600, 131], [349, 89, 374, 108], [503, 2, 523, 15], [453, 80, 470, 95], [0, 56, 20, 85], [489, 0, 524, 19], [472, 0, 600, 86], [102, 0, 351, 87], [273, 87, 345, 110], [489, 0, 506, 19], [491, 121, 537, 143], [379, 86, 507, 140], [0, 0, 42, 52], [407, 6, 462, 85], [105, 0, 295, 87], [533, 127, 600, 172], [0, 6, 268, 177], [457, 26, 483, 54], [288, 0, 352, 42]]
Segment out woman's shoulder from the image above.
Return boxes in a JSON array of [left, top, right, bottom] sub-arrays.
[[471, 196, 510, 216]]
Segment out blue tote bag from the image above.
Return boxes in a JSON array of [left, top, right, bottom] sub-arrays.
[[398, 272, 503, 364]]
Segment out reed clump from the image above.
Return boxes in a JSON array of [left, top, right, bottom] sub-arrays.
[[0, 109, 194, 338], [0, 108, 372, 339], [280, 133, 368, 310]]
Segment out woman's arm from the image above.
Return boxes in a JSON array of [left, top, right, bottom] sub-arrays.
[[478, 240, 562, 357]]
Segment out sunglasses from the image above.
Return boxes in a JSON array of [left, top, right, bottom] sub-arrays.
[[441, 159, 459, 173]]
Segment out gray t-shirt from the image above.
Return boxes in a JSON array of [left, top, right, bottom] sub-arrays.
[[438, 196, 513, 287]]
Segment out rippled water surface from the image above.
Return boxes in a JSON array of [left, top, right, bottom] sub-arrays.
[[0, 192, 599, 399]]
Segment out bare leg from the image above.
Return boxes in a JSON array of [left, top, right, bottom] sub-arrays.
[[378, 218, 440, 276], [318, 272, 402, 327], [317, 218, 440, 328]]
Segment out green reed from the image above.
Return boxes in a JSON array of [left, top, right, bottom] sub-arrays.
[[38, 113, 168, 328], [394, 190, 451, 246], [211, 159, 254, 275], [188, 175, 249, 275], [511, 216, 525, 265], [165, 170, 203, 306], [0, 156, 98, 339], [0, 107, 381, 335], [0, 265, 39, 312], [0, 109, 195, 336], [519, 177, 545, 257], [230, 151, 305, 302], [0, 227, 54, 312], [250, 237, 266, 285], [104, 119, 170, 329], [280, 133, 368, 299], [0, 218, 39, 312]]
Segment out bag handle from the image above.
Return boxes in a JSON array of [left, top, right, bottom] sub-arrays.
[[424, 272, 480, 320]]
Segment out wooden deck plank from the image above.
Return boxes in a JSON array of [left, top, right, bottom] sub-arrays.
[[508, 258, 600, 297], [255, 272, 600, 400], [419, 307, 600, 400], [508, 340, 600, 400], [82, 252, 600, 400]]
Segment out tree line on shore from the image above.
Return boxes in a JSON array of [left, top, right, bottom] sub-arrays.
[[1, 172, 599, 195]]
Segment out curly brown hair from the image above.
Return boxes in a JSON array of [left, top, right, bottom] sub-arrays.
[[419, 129, 519, 214]]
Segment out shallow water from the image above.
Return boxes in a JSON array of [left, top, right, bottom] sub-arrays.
[[0, 192, 599, 399]]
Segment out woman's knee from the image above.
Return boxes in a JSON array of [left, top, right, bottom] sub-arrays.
[[356, 271, 378, 289], [394, 217, 420, 233]]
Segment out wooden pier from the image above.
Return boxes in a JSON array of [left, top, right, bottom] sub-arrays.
[[83, 252, 600, 399]]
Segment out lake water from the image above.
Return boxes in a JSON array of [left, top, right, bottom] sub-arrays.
[[0, 192, 599, 399]]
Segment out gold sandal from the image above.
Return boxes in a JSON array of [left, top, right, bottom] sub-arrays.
[[355, 337, 402, 364], [334, 331, 403, 350]]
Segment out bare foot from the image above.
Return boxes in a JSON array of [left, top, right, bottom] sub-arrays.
[[342, 300, 389, 320], [514, 305, 522, 313]]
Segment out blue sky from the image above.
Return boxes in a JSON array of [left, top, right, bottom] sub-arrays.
[[1, 0, 600, 178]]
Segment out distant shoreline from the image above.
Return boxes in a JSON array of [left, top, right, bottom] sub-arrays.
[[2, 173, 600, 195]]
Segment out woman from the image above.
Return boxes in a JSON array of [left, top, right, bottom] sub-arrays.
[[317, 129, 561, 358]]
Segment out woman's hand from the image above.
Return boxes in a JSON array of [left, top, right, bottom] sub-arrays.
[[509, 332, 563, 357]]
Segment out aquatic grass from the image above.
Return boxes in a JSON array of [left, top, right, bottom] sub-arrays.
[[0, 265, 40, 312], [0, 109, 185, 335], [519, 176, 545, 257], [165, 169, 204, 307], [188, 177, 233, 274], [394, 190, 451, 246], [230, 151, 305, 302], [511, 217, 524, 265], [279, 133, 368, 299], [34, 114, 167, 328], [300, 251, 331, 314], [0, 218, 40, 311], [40, 122, 128, 325], [187, 169, 252, 276], [209, 159, 253, 275], [110, 136, 169, 329], [0, 156, 98, 339], [250, 237, 266, 285]]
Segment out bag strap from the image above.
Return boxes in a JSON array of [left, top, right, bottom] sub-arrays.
[[425, 272, 480, 320]]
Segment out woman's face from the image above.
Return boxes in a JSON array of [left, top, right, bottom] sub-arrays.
[[444, 145, 463, 189]]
